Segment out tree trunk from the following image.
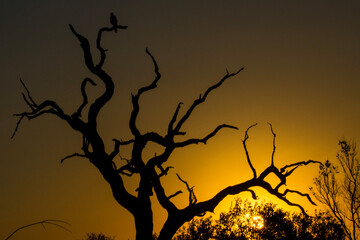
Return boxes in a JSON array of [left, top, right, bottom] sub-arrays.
[[134, 200, 154, 240]]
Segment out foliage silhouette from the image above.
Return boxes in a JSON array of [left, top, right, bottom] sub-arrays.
[[311, 140, 360, 240], [13, 13, 321, 240], [174, 198, 345, 240], [83, 232, 115, 240]]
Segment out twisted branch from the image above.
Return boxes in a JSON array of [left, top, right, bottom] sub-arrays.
[[280, 159, 322, 173], [129, 48, 161, 137], [177, 173, 197, 205], [162, 123, 320, 230], [74, 77, 96, 117]]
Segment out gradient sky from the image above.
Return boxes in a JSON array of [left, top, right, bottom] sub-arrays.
[[1, 1, 360, 239]]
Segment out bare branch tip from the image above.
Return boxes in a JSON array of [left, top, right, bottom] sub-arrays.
[[246, 123, 258, 132], [68, 24, 75, 32]]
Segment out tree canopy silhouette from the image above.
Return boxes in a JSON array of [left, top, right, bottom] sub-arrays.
[[311, 140, 360, 240], [13, 13, 322, 240], [83, 232, 115, 240], [174, 198, 345, 240]]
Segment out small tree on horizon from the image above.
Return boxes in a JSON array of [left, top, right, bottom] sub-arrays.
[[12, 13, 322, 240], [311, 140, 360, 240], [83, 232, 115, 240]]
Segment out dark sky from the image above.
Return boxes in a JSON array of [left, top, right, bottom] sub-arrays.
[[1, 1, 360, 239]]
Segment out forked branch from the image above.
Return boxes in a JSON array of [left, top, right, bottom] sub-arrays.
[[174, 67, 244, 133], [129, 48, 161, 137], [12, 79, 72, 138], [109, 138, 134, 161], [20, 78, 37, 109], [168, 124, 320, 227], [177, 173, 197, 205]]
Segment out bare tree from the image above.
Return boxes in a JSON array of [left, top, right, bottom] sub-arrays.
[[12, 14, 321, 240], [311, 140, 360, 240]]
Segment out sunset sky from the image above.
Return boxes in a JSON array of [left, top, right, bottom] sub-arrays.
[[1, 1, 360, 239]]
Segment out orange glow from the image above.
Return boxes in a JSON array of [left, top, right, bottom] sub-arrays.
[[2, 2, 360, 240], [251, 216, 264, 229]]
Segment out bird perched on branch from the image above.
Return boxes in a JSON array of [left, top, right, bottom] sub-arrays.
[[110, 12, 118, 32]]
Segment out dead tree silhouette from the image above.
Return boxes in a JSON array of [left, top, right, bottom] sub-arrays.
[[12, 13, 321, 240]]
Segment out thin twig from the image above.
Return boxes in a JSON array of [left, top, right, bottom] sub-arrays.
[[242, 123, 258, 178], [268, 122, 276, 166], [5, 219, 71, 240], [60, 153, 87, 163]]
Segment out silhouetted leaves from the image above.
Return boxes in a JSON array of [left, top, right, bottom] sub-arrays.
[[83, 232, 115, 240], [311, 140, 360, 240], [174, 198, 344, 240]]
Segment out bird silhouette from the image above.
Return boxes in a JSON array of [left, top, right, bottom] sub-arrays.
[[110, 12, 118, 32]]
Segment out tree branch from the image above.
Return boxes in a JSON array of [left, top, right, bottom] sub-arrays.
[[152, 169, 178, 212], [168, 190, 183, 200], [246, 189, 258, 200], [129, 48, 161, 137], [242, 123, 258, 178], [12, 99, 72, 139], [20, 78, 37, 108], [69, 24, 117, 128], [109, 138, 134, 161], [12, 79, 72, 138], [174, 67, 244, 133], [117, 161, 139, 176], [161, 123, 320, 234], [60, 153, 87, 164], [168, 102, 183, 135], [74, 77, 96, 117], [69, 24, 95, 71], [280, 159, 322, 173], [283, 189, 317, 205], [96, 21, 127, 68], [175, 124, 238, 148], [268, 122, 276, 166], [177, 173, 197, 205], [158, 166, 174, 178]]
